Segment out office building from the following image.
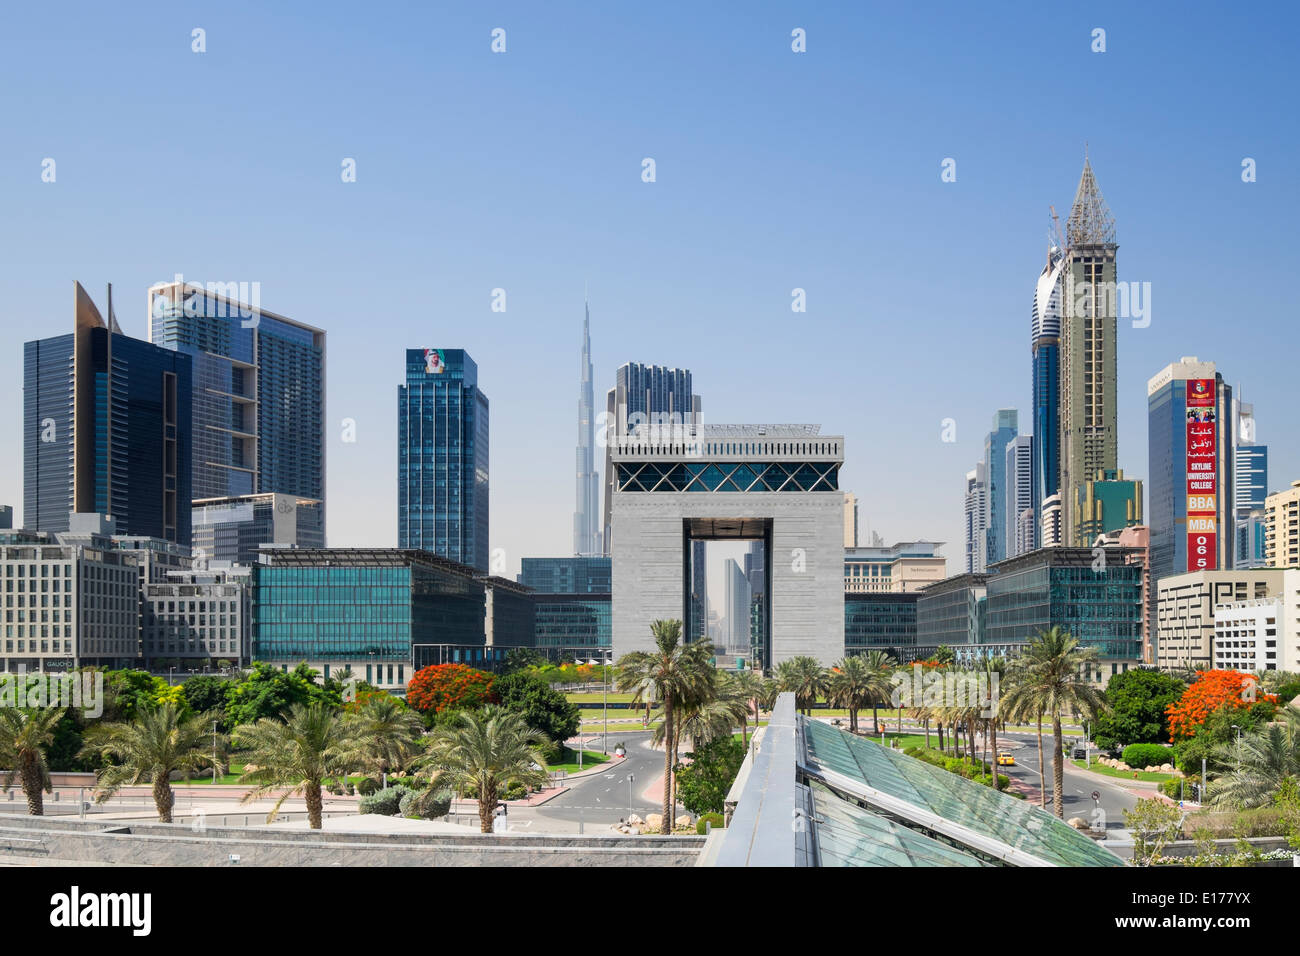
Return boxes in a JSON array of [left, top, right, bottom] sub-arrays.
[[983, 410, 1019, 567], [1031, 240, 1065, 546], [723, 557, 752, 654], [573, 298, 601, 557], [148, 279, 325, 511], [192, 493, 324, 566], [251, 548, 491, 690], [843, 492, 859, 548], [1211, 569, 1300, 672], [1232, 392, 1269, 523], [844, 542, 947, 594], [532, 593, 611, 661], [1005, 435, 1034, 559], [518, 557, 611, 594], [609, 424, 842, 668], [1155, 568, 1283, 671], [517, 558, 610, 661], [397, 349, 490, 571], [0, 524, 141, 672], [844, 592, 919, 659], [1236, 510, 1269, 570], [0, 507, 11, 530], [1148, 358, 1234, 579], [25, 282, 192, 544], [602, 362, 701, 555], [142, 564, 251, 668], [1266, 481, 1300, 568], [1040, 493, 1063, 547], [916, 573, 988, 649], [984, 545, 1144, 685], [1058, 156, 1119, 544], [1072, 468, 1143, 546], [964, 464, 987, 574], [482, 577, 536, 652]]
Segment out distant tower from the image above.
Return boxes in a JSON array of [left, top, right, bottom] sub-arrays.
[[574, 294, 601, 556], [1059, 153, 1119, 544]]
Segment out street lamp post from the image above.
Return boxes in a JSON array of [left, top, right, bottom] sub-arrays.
[[212, 720, 218, 784], [627, 772, 634, 815]]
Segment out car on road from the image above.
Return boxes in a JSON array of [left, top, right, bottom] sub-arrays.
[[1071, 746, 1087, 760], [996, 751, 1015, 766]]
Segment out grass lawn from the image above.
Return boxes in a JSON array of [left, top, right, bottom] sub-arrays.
[[567, 692, 637, 705], [546, 747, 611, 775], [1071, 759, 1175, 783]]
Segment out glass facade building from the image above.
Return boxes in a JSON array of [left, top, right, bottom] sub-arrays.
[[983, 410, 1018, 567], [25, 284, 192, 543], [916, 573, 988, 647], [518, 556, 611, 594], [192, 493, 324, 566], [984, 547, 1144, 666], [532, 593, 611, 660], [843, 593, 918, 657], [148, 282, 325, 511], [398, 349, 489, 571], [252, 549, 486, 678]]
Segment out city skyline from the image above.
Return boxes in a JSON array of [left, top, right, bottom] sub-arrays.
[[2, 3, 1297, 579]]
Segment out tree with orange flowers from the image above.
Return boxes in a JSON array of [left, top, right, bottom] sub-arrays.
[[406, 664, 496, 719], [1165, 670, 1277, 742]]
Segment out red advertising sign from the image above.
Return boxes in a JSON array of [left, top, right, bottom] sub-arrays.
[[1185, 379, 1217, 571]]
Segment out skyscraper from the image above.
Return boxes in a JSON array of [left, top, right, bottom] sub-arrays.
[[983, 409, 1019, 566], [1004, 434, 1034, 559], [1031, 238, 1065, 546], [601, 362, 701, 554], [964, 463, 987, 574], [398, 349, 490, 571], [1058, 156, 1119, 545], [147, 280, 326, 516], [573, 296, 600, 556], [722, 557, 752, 654], [25, 282, 192, 543], [1148, 358, 1234, 581]]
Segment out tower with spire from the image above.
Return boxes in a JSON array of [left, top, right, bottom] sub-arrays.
[[573, 291, 601, 556], [1058, 151, 1120, 545]]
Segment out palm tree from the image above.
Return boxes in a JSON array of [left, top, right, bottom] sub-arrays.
[[81, 703, 226, 823], [776, 656, 828, 716], [999, 627, 1105, 818], [859, 650, 897, 734], [757, 677, 780, 714], [827, 656, 875, 733], [615, 619, 713, 834], [343, 694, 424, 788], [416, 706, 550, 833], [0, 708, 64, 815], [1209, 710, 1300, 808], [234, 703, 358, 829], [732, 669, 764, 746], [1002, 660, 1048, 809]]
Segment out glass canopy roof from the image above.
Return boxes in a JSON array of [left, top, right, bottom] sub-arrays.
[[807, 782, 991, 867], [801, 718, 1124, 867]]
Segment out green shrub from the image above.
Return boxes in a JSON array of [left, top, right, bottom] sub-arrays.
[[502, 783, 528, 801], [1122, 743, 1174, 769], [535, 739, 563, 765], [359, 785, 410, 816], [399, 787, 453, 819], [696, 812, 725, 834], [356, 777, 380, 796]]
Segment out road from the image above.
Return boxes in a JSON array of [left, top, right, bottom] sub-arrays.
[[996, 731, 1140, 834], [520, 730, 665, 831]]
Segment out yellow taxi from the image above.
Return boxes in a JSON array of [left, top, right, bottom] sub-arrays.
[[996, 751, 1015, 766]]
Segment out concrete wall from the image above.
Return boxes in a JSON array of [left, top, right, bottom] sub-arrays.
[[612, 493, 843, 664], [0, 815, 703, 867]]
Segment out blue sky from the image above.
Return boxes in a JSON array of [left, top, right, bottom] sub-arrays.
[[1, 1, 1296, 578]]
